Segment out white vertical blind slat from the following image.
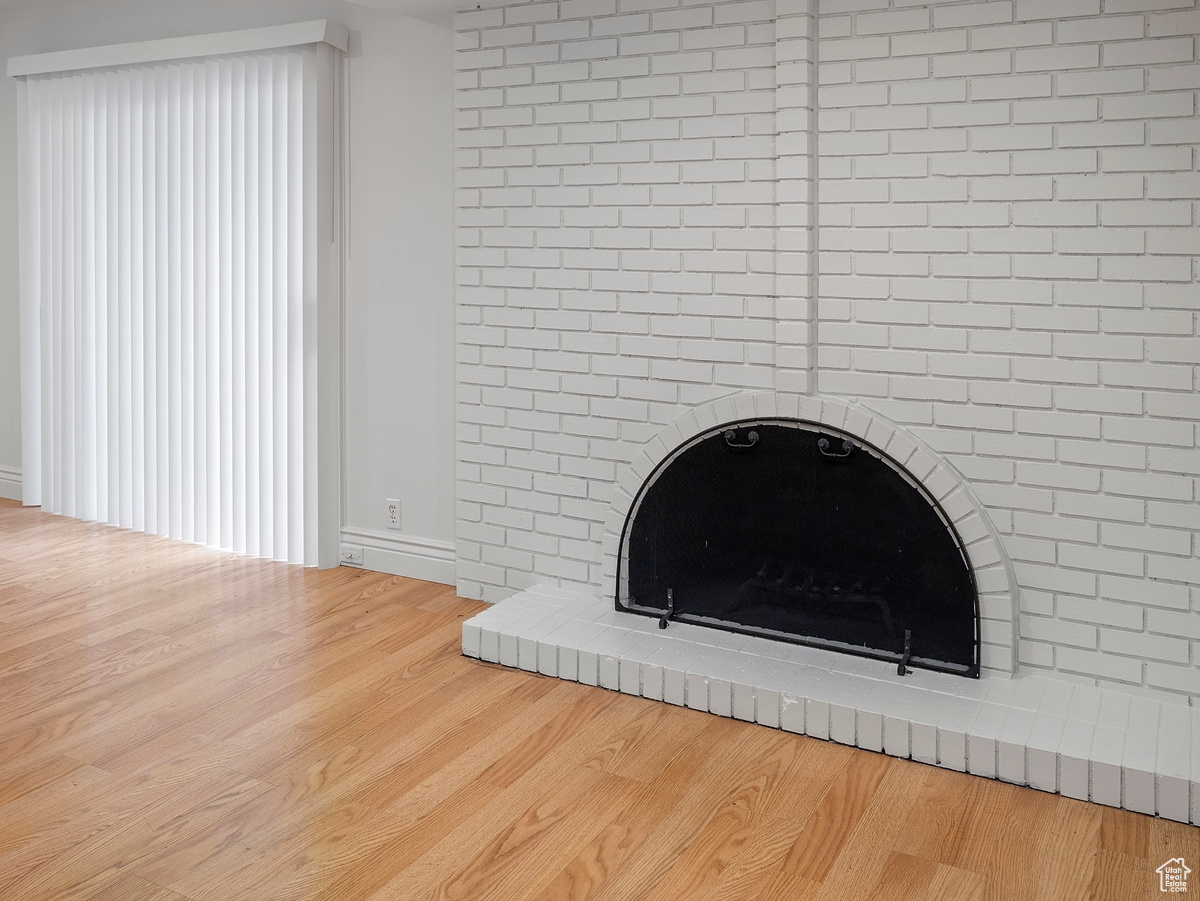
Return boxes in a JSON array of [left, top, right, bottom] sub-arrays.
[[19, 45, 316, 565], [41, 77, 56, 513], [153, 63, 170, 539], [218, 58, 233, 552], [167, 62, 184, 542], [258, 53, 275, 562], [141, 65, 157, 537], [244, 55, 260, 559], [47, 77, 63, 514], [272, 52, 289, 563], [17, 79, 42, 509], [76, 74, 90, 522], [105, 73, 121, 528], [203, 57, 221, 549], [88, 71, 108, 525], [287, 51, 305, 565], [130, 68, 146, 534], [68, 78, 83, 521], [179, 61, 195, 544], [63, 77, 78, 518], [230, 56, 247, 556]]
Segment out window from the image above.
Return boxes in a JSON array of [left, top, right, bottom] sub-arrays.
[[13, 22, 345, 565]]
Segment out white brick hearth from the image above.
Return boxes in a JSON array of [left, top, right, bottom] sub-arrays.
[[463, 584, 1200, 823]]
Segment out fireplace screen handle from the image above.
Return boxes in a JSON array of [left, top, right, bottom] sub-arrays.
[[659, 589, 675, 629], [818, 437, 853, 459], [724, 429, 759, 450], [898, 629, 913, 676]]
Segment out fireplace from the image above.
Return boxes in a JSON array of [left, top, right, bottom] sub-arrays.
[[617, 418, 979, 677], [461, 391, 1196, 824]]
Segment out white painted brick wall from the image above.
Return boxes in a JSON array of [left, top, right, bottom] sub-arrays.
[[817, 0, 1198, 700], [457, 0, 1200, 702], [457, 0, 782, 601]]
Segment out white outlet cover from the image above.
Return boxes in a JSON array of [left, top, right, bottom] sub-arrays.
[[340, 544, 364, 565], [386, 498, 402, 530]]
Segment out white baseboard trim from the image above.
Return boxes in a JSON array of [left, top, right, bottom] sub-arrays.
[[339, 526, 455, 586], [0, 465, 22, 501]]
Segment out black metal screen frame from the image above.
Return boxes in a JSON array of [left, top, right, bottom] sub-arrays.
[[615, 417, 981, 677]]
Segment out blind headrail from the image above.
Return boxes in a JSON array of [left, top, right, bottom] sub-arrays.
[[7, 19, 348, 78]]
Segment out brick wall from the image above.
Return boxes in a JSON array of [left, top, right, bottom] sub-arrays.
[[815, 0, 1199, 698], [455, 0, 1199, 701], [455, 0, 787, 590]]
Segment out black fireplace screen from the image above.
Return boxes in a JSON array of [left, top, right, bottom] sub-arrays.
[[618, 419, 979, 676]]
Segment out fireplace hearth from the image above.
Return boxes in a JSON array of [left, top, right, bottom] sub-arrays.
[[618, 419, 979, 677], [459, 393, 1198, 823]]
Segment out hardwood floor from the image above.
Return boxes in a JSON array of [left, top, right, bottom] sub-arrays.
[[0, 498, 1195, 900]]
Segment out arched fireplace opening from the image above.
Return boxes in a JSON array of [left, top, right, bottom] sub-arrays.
[[617, 419, 980, 677]]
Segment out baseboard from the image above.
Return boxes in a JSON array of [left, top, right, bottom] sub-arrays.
[[0, 465, 21, 501], [339, 526, 455, 586]]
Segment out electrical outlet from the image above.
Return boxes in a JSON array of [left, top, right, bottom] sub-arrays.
[[386, 499, 402, 530], [340, 544, 364, 565]]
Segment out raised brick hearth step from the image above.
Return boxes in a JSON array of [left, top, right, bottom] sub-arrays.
[[463, 585, 1199, 824]]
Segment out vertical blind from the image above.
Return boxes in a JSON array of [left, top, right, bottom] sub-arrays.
[[18, 46, 334, 565]]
